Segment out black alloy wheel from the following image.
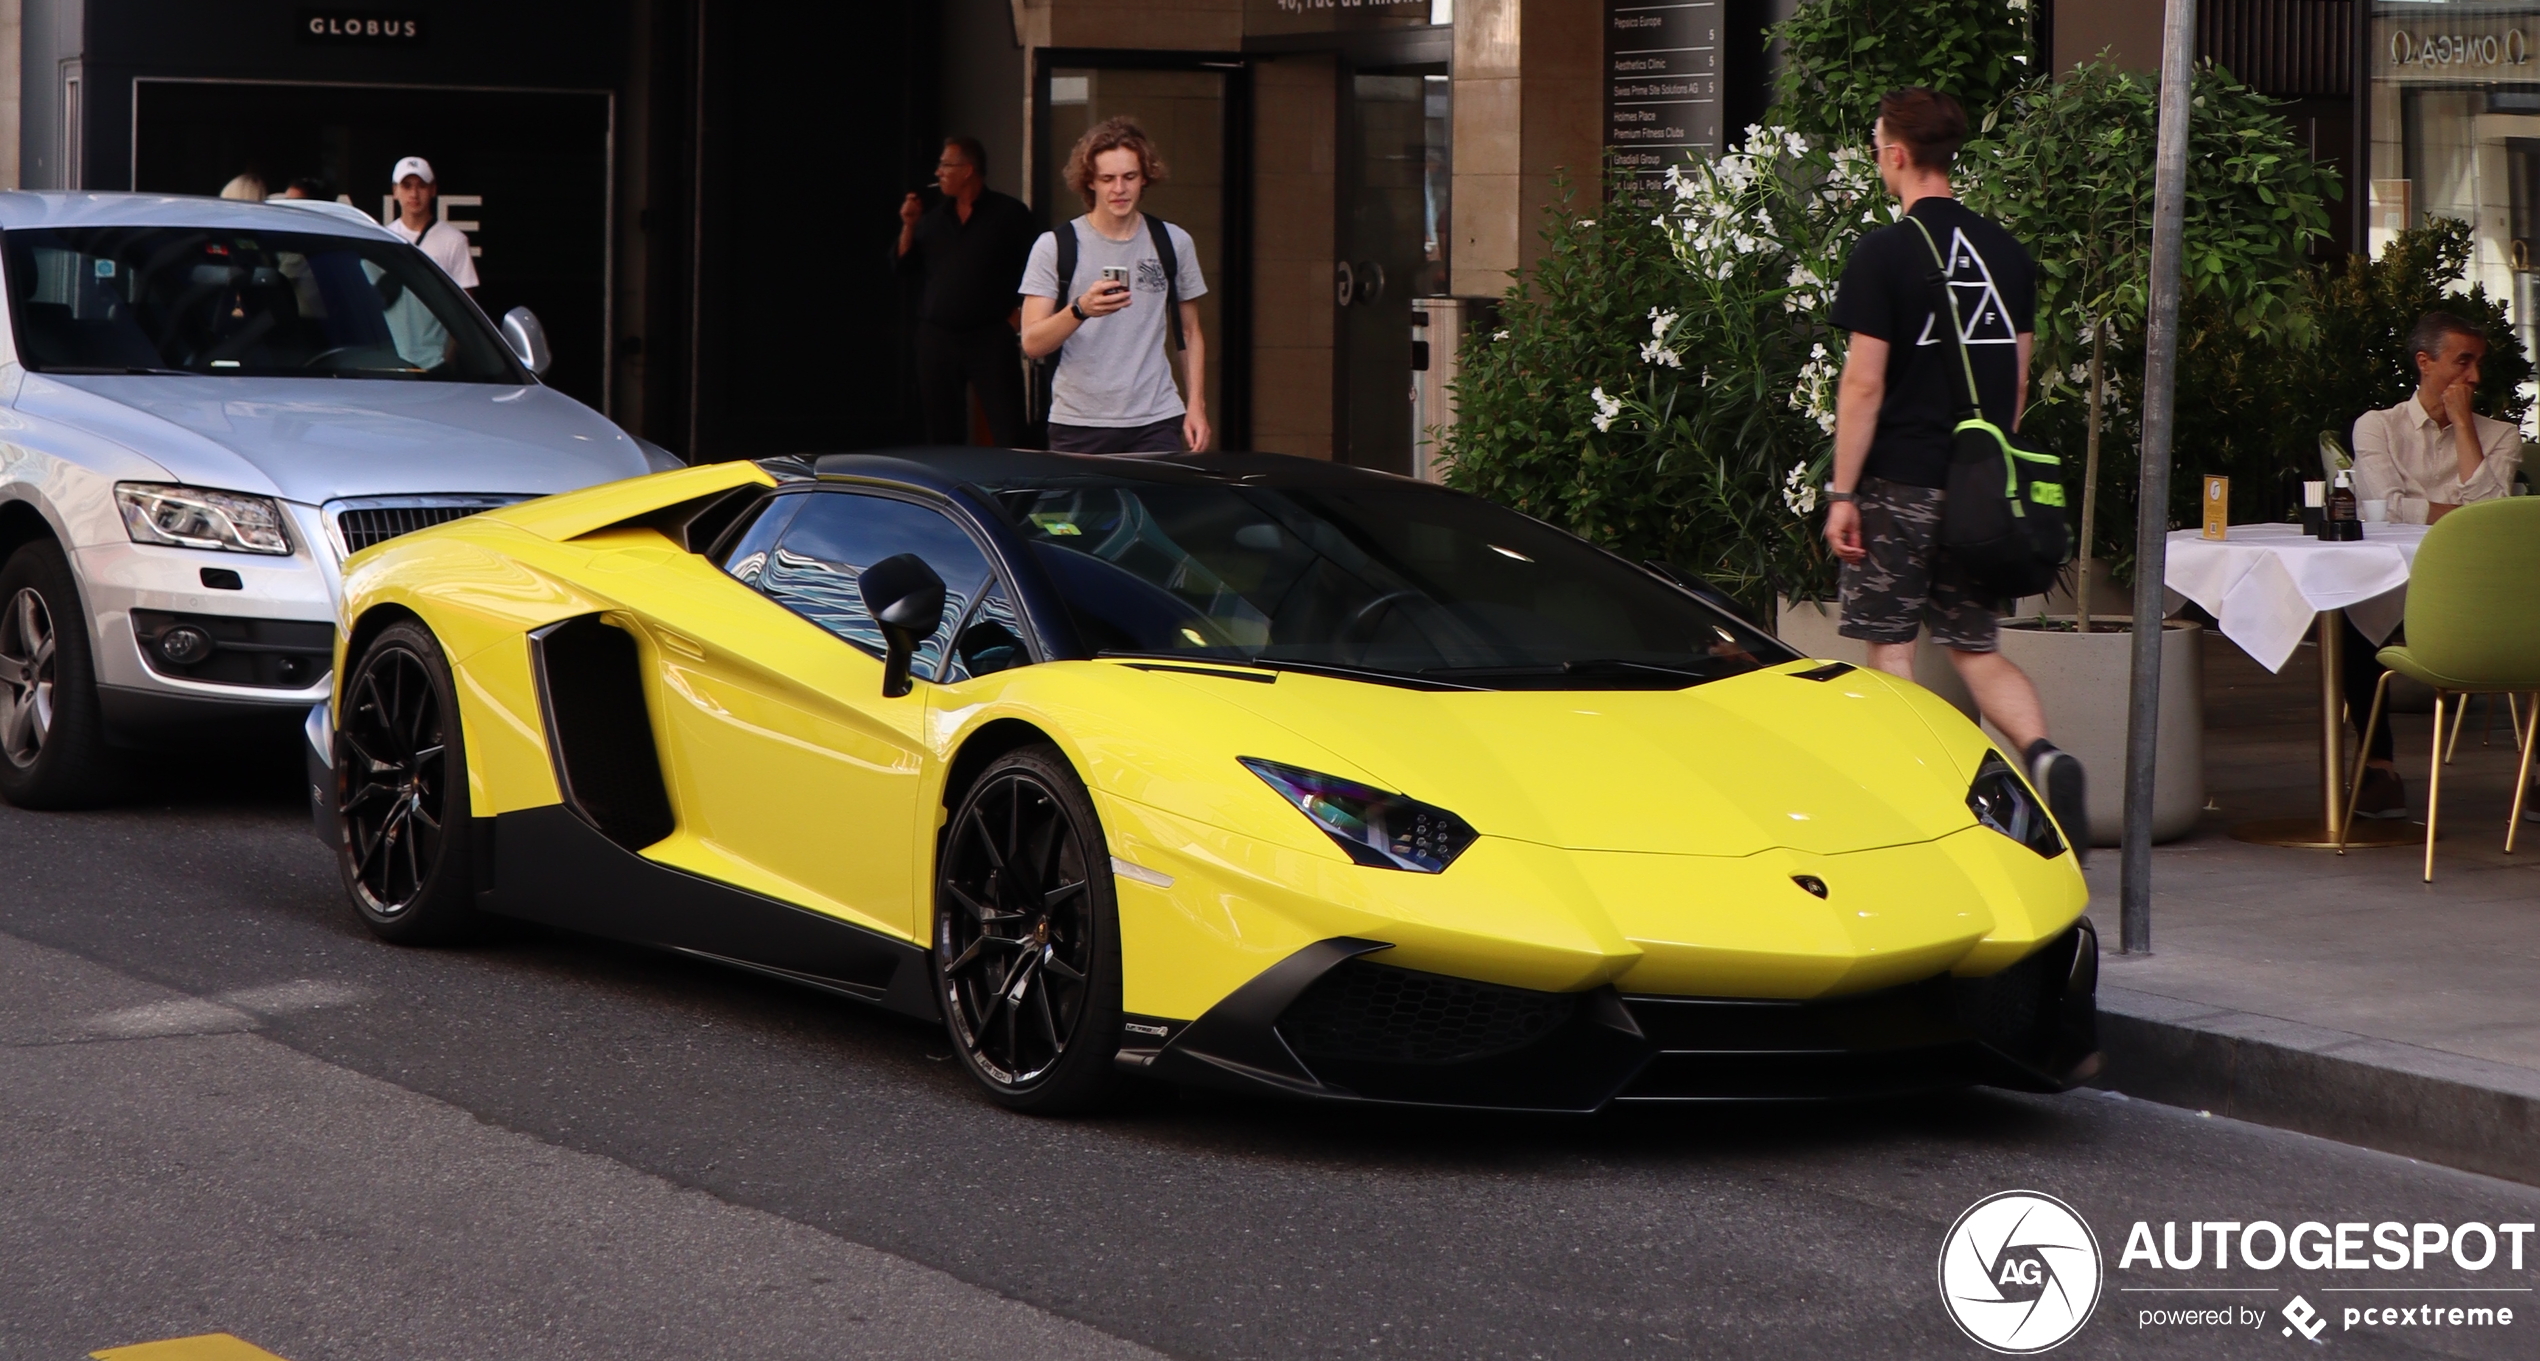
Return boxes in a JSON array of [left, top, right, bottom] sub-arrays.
[[336, 620, 475, 943], [936, 744, 1124, 1113], [0, 540, 118, 809]]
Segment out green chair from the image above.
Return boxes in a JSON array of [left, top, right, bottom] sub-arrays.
[[2340, 498, 2540, 879]]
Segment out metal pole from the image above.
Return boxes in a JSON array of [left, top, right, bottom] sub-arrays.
[[2121, 0, 2197, 956]]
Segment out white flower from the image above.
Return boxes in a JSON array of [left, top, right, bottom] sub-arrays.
[[1790, 342, 1843, 434], [1782, 465, 1819, 517], [1639, 341, 1683, 369], [1590, 385, 1623, 433], [1578, 219, 1596, 227], [1493, 329, 1512, 342], [1648, 308, 1678, 340]]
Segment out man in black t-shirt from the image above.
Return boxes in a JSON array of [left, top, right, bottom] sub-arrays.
[[1823, 87, 2086, 851], [897, 137, 1038, 447]]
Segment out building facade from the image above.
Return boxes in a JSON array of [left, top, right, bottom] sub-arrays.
[[5, 2, 2397, 464]]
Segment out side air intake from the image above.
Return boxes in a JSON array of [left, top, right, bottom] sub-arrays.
[[529, 615, 676, 852]]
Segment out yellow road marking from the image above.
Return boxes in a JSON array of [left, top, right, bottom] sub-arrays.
[[91, 1335, 291, 1361]]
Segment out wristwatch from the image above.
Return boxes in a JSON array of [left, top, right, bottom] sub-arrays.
[[1824, 487, 1855, 503], [1069, 299, 1088, 322]]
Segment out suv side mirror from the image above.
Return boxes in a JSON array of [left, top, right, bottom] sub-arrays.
[[858, 553, 946, 697], [501, 306, 552, 375]]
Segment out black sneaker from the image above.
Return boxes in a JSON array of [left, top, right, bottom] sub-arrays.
[[2352, 765, 2408, 820], [2027, 741, 2088, 863]]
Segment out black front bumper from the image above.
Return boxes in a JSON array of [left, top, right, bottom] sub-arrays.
[[1129, 920, 2100, 1113]]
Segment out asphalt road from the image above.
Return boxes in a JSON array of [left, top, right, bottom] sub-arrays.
[[4, 748, 2536, 1360]]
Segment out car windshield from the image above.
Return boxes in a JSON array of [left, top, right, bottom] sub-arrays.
[[1, 224, 523, 382], [983, 476, 1795, 689]]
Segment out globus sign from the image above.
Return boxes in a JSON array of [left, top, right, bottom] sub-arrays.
[[2384, 24, 2533, 72]]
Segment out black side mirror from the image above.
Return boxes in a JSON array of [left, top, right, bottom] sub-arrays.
[[859, 553, 946, 698]]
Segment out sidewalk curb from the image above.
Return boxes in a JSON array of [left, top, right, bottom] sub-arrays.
[[2094, 985, 2540, 1187]]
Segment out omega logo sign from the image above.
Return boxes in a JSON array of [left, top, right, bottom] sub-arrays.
[[298, 10, 427, 44], [2389, 28, 2531, 69]]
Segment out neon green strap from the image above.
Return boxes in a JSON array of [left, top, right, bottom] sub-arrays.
[[1905, 214, 1986, 426]]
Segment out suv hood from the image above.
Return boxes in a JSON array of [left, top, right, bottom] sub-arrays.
[[16, 372, 649, 504]]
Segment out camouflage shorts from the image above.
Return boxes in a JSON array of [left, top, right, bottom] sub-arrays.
[[1838, 478, 1999, 652]]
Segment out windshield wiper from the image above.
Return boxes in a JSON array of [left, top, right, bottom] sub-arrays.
[[1095, 651, 1484, 691]]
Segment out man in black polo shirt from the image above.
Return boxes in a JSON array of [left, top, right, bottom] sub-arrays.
[[897, 137, 1037, 447], [1823, 87, 2086, 850]]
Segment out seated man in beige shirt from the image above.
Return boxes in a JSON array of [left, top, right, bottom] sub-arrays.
[[2351, 311, 2522, 524], [2342, 310, 2527, 819]]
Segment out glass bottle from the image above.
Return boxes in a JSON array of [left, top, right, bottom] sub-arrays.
[[2327, 469, 2360, 539]]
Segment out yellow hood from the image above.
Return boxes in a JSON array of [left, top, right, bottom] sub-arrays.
[[1173, 662, 1986, 858]]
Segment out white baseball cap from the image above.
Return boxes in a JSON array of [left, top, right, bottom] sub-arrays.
[[390, 156, 435, 185]]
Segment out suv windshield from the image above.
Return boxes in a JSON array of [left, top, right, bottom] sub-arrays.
[[1, 225, 523, 381], [984, 477, 1795, 689]]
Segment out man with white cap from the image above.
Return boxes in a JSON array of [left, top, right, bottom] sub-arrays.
[[386, 156, 478, 294]]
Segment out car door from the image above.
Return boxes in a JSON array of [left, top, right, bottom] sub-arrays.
[[647, 487, 998, 942]]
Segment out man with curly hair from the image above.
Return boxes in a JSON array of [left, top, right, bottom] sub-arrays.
[[1020, 116, 1211, 454]]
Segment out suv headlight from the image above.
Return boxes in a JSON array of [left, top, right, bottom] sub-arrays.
[[1240, 757, 1476, 873], [115, 483, 292, 555], [1968, 752, 2067, 859]]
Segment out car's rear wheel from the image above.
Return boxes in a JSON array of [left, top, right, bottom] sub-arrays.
[[0, 540, 118, 809], [336, 620, 475, 943], [936, 743, 1123, 1114]]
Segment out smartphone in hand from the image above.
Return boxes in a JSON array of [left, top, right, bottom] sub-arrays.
[[1099, 265, 1130, 298]]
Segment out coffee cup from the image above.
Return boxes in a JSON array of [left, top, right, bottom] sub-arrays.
[[2361, 499, 2388, 523]]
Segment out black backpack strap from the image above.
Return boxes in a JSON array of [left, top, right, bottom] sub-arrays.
[[1145, 212, 1186, 350], [1054, 220, 1079, 309], [1904, 214, 1982, 424]]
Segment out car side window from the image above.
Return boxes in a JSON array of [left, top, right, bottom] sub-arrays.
[[758, 491, 995, 681], [941, 582, 1027, 682], [718, 493, 804, 588]]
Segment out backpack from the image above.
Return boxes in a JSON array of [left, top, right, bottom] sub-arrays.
[[1030, 213, 1187, 430], [1905, 214, 2070, 600]]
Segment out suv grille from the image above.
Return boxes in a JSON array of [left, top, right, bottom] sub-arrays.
[[1280, 959, 1576, 1065], [338, 505, 481, 552]]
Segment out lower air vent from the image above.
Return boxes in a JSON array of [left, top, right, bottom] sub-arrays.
[[529, 615, 676, 852], [1279, 959, 1577, 1065]]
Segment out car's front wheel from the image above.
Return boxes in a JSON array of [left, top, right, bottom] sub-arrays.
[[336, 620, 476, 943], [0, 539, 118, 809], [936, 743, 1124, 1114]]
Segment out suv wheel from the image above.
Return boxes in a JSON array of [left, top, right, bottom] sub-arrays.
[[0, 540, 119, 808]]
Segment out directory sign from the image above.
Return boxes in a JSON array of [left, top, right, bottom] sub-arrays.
[[1606, 0, 1723, 177]]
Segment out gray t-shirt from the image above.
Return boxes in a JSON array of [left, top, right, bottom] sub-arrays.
[[1021, 217, 1208, 428]]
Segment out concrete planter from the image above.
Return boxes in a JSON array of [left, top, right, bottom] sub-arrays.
[[1992, 619, 2204, 847], [1776, 601, 2203, 846]]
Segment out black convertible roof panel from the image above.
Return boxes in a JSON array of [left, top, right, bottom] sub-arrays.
[[799, 448, 1432, 495]]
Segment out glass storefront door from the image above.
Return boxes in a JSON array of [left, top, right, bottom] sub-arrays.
[[1336, 68, 1449, 473]]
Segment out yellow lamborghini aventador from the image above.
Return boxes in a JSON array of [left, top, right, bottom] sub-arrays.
[[321, 449, 2097, 1113]]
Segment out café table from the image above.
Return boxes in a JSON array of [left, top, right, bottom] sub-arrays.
[[2162, 521, 2428, 848]]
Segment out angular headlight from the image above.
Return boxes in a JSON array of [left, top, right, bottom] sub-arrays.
[[1968, 752, 2067, 860], [1239, 757, 1476, 873], [115, 483, 292, 555]]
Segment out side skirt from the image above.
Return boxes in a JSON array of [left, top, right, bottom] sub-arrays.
[[475, 804, 939, 1023]]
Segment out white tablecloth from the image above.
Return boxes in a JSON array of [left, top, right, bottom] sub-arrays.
[[2162, 522, 2426, 673]]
